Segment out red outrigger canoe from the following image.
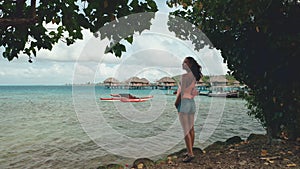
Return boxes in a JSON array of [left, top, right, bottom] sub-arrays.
[[99, 97, 121, 101], [100, 94, 153, 102]]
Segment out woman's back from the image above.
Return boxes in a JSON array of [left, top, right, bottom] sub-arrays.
[[181, 72, 197, 99]]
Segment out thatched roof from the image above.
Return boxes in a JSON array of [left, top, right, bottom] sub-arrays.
[[125, 77, 143, 83], [209, 75, 227, 83], [233, 80, 240, 84], [196, 78, 209, 86], [103, 77, 119, 84], [157, 77, 176, 83], [140, 78, 150, 84]]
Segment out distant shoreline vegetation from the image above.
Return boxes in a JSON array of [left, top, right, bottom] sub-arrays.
[[67, 74, 243, 88]]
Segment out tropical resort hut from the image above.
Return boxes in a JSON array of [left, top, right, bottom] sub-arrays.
[[209, 75, 227, 86], [196, 78, 207, 86], [125, 76, 146, 89], [103, 77, 119, 88], [157, 77, 177, 89], [140, 78, 150, 86], [196, 78, 210, 92], [232, 80, 240, 86]]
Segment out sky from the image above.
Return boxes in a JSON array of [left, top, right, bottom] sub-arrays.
[[0, 1, 228, 85]]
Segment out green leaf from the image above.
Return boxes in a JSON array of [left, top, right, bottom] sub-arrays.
[[147, 0, 157, 9], [1, 0, 158, 61], [114, 49, 122, 57], [130, 0, 139, 9], [125, 36, 133, 44]]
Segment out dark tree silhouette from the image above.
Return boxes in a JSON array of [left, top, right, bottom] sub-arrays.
[[167, 0, 300, 140]]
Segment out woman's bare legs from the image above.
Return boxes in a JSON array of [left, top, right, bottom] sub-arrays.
[[179, 113, 194, 156], [188, 114, 195, 147]]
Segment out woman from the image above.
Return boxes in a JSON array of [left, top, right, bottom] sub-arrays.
[[175, 56, 202, 162]]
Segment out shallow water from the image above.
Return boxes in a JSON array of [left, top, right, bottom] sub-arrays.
[[0, 86, 265, 168]]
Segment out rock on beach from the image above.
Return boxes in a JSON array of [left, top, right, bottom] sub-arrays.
[[98, 134, 300, 169]]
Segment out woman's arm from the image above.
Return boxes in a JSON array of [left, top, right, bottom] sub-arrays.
[[174, 86, 181, 108], [191, 87, 199, 98]]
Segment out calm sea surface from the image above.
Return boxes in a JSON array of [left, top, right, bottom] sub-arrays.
[[0, 86, 265, 168]]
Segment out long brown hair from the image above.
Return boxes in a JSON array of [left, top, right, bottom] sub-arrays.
[[186, 56, 203, 81]]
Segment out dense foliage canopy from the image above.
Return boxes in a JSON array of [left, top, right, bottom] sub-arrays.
[[0, 0, 157, 61], [167, 0, 300, 140]]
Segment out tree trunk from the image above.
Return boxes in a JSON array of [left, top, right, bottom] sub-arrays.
[[286, 110, 300, 141], [265, 109, 281, 144]]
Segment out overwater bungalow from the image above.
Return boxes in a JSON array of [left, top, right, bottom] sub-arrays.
[[124, 77, 150, 89], [205, 75, 246, 98], [196, 79, 210, 95], [140, 78, 150, 86], [157, 77, 177, 89], [103, 77, 120, 88], [209, 75, 227, 86]]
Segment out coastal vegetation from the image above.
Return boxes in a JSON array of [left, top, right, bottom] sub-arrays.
[[166, 0, 300, 141], [1, 0, 299, 167], [0, 0, 158, 61], [78, 74, 238, 89]]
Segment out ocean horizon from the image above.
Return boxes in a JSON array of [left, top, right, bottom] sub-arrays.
[[0, 85, 266, 168]]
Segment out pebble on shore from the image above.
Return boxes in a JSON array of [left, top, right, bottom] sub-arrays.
[[97, 134, 300, 169]]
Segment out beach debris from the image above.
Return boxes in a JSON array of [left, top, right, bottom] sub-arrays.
[[260, 155, 281, 165], [124, 164, 130, 169], [167, 156, 173, 165], [260, 149, 268, 156], [287, 163, 297, 167], [280, 132, 288, 140], [269, 160, 275, 164], [168, 156, 178, 165], [132, 158, 154, 168], [260, 156, 281, 160], [229, 148, 238, 152], [240, 140, 249, 145], [238, 160, 247, 166], [215, 152, 221, 156], [137, 163, 143, 169]]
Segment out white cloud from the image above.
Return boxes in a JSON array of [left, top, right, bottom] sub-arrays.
[[0, 7, 228, 85], [36, 29, 94, 62], [0, 58, 74, 85], [96, 63, 119, 82]]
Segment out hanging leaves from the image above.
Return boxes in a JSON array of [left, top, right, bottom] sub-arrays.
[[0, 0, 158, 61], [167, 0, 300, 141]]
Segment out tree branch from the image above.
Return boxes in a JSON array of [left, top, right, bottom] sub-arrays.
[[0, 17, 37, 27], [15, 0, 26, 17], [0, 0, 37, 27], [31, 0, 36, 18]]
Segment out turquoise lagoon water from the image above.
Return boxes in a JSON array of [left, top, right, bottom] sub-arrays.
[[0, 86, 265, 168]]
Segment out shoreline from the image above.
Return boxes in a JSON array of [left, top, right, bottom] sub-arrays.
[[98, 134, 300, 169]]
